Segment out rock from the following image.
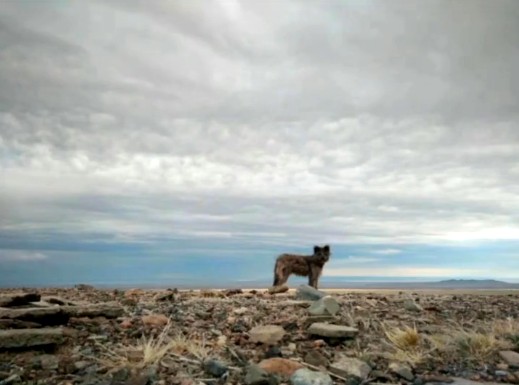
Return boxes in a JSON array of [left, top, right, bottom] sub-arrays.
[[389, 362, 414, 380], [245, 364, 279, 385], [0, 293, 41, 307], [307, 323, 358, 338], [425, 378, 516, 385], [119, 318, 132, 329], [258, 358, 304, 377], [404, 299, 422, 312], [329, 356, 371, 380], [233, 307, 248, 315], [43, 296, 79, 306], [0, 304, 124, 326], [36, 354, 60, 370], [0, 328, 65, 349], [75, 284, 95, 290], [224, 289, 243, 296], [216, 335, 227, 347], [154, 290, 176, 302], [141, 314, 169, 327], [0, 307, 68, 325], [111, 367, 131, 385], [74, 361, 92, 372], [265, 346, 283, 358], [295, 285, 326, 301], [500, 351, 519, 368], [269, 285, 289, 294], [0, 374, 21, 384], [304, 350, 329, 368], [249, 325, 286, 345], [203, 359, 229, 377], [303, 315, 337, 327], [308, 296, 340, 316], [66, 304, 124, 318], [290, 368, 333, 385], [0, 319, 42, 329]]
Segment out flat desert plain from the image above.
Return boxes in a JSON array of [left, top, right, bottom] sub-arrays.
[[1, 286, 519, 385]]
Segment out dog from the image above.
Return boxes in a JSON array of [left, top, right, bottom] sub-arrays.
[[272, 245, 331, 289]]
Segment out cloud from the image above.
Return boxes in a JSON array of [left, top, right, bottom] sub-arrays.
[[0, 250, 48, 262], [325, 266, 485, 278], [1, 0, 519, 284]]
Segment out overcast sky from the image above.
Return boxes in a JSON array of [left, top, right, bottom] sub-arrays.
[[1, 0, 519, 287]]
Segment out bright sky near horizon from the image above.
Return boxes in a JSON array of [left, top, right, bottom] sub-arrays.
[[1, 0, 519, 287]]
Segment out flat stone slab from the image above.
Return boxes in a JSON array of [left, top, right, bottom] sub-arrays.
[[0, 293, 41, 307], [329, 356, 371, 379], [307, 322, 358, 338], [425, 378, 515, 385], [249, 325, 286, 344], [0, 304, 124, 326], [308, 295, 340, 316], [0, 328, 65, 349], [295, 285, 326, 301], [499, 350, 519, 368]]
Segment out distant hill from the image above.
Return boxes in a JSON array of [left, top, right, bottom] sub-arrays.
[[423, 279, 519, 289], [316, 278, 519, 290]]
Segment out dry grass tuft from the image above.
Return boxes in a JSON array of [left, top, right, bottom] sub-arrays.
[[382, 323, 429, 365], [95, 318, 209, 371], [384, 324, 421, 351], [451, 329, 504, 361]]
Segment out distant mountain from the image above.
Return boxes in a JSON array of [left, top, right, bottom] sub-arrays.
[[424, 279, 519, 289], [318, 278, 519, 290]]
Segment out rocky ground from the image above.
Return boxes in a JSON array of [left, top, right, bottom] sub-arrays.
[[1, 285, 519, 385]]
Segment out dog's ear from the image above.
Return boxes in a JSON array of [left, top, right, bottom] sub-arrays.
[[314, 245, 320, 254], [323, 245, 330, 253]]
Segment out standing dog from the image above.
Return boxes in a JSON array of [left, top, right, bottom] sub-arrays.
[[272, 245, 331, 289]]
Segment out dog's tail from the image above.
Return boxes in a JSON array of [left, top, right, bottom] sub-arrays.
[[273, 256, 285, 286]]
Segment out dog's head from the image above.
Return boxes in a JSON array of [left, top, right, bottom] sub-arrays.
[[313, 245, 331, 262]]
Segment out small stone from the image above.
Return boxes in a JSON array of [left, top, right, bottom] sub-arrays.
[[75, 284, 95, 290], [329, 356, 371, 380], [141, 314, 169, 327], [295, 285, 326, 301], [389, 362, 414, 381], [304, 350, 329, 368], [120, 319, 132, 329], [234, 307, 248, 315], [500, 351, 519, 368], [308, 296, 340, 316], [203, 358, 229, 377], [0, 328, 65, 349], [290, 368, 333, 385], [307, 323, 358, 338], [496, 370, 509, 377], [245, 364, 279, 385], [258, 357, 304, 377], [265, 346, 283, 358], [269, 285, 289, 294], [304, 315, 337, 327], [313, 340, 327, 348], [74, 361, 92, 372], [404, 299, 422, 312], [288, 343, 297, 352], [249, 325, 286, 345], [216, 335, 227, 347], [111, 367, 131, 384]]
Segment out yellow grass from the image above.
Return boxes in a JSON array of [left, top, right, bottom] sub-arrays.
[[95, 318, 208, 371]]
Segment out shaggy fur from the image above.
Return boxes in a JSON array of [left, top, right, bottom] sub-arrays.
[[272, 245, 331, 289]]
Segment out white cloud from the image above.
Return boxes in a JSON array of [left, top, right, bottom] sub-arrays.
[[325, 266, 485, 278], [0, 250, 48, 262], [0, 0, 519, 274]]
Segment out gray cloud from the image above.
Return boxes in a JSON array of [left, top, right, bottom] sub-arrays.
[[1, 0, 519, 257]]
